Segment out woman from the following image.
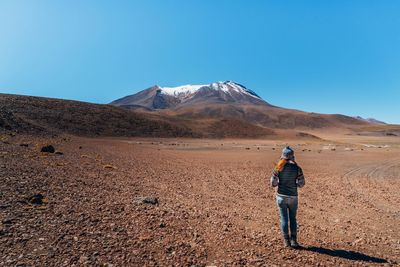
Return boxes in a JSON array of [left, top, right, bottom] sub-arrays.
[[271, 146, 305, 248]]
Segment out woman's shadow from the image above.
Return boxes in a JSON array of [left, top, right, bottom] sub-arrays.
[[297, 246, 387, 264]]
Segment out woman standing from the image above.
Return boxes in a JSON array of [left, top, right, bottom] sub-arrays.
[[271, 146, 305, 248]]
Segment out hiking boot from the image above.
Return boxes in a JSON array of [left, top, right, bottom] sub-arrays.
[[290, 236, 300, 248], [283, 237, 291, 247]]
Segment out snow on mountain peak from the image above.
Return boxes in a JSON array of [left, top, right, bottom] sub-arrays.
[[158, 84, 205, 98], [157, 81, 261, 100]]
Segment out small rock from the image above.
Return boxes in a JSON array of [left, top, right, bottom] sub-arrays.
[[79, 255, 89, 264], [28, 194, 48, 205], [2, 218, 13, 225], [103, 164, 116, 169], [133, 196, 159, 205], [352, 238, 363, 245], [55, 151, 64, 155], [19, 143, 29, 147], [41, 145, 55, 153]]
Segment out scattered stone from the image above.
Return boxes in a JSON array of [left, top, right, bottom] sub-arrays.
[[133, 196, 159, 205], [41, 145, 55, 153], [19, 143, 29, 147], [352, 237, 363, 245], [103, 164, 117, 169], [79, 255, 89, 264], [2, 218, 13, 225], [55, 151, 64, 155], [0, 204, 11, 209], [28, 194, 48, 205]]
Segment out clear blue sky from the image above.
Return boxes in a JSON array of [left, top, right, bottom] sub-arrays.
[[1, 1, 399, 123]]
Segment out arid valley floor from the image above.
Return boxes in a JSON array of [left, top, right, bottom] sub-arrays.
[[1, 134, 399, 266]]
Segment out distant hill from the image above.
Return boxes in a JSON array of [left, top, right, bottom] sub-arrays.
[[0, 93, 276, 138], [0, 94, 196, 138]]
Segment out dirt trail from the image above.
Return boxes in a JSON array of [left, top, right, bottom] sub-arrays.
[[1, 136, 399, 266]]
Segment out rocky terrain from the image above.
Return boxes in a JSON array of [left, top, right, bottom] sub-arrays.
[[1, 133, 399, 266], [0, 94, 195, 138]]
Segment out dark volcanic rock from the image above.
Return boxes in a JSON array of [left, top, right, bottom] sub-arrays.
[[28, 194, 47, 205], [133, 196, 159, 205], [41, 145, 55, 153]]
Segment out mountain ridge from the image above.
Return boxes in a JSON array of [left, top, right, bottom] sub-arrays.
[[111, 81, 270, 110], [110, 81, 373, 132], [1, 92, 397, 139]]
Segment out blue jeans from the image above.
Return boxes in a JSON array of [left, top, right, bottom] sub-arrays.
[[276, 194, 298, 239]]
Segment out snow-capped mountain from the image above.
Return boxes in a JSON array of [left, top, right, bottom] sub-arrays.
[[111, 81, 268, 109], [111, 81, 377, 132], [160, 81, 261, 100], [353, 116, 386, 125]]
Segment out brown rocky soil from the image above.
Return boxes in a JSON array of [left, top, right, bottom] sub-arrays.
[[1, 134, 399, 266]]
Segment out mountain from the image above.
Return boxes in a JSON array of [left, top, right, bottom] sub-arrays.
[[1, 86, 395, 139], [0, 93, 275, 138], [353, 116, 386, 125], [111, 81, 269, 109], [111, 81, 371, 132]]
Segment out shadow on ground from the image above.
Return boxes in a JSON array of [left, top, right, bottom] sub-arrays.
[[302, 246, 387, 263]]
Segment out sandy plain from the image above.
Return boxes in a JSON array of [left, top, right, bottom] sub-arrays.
[[1, 134, 399, 266]]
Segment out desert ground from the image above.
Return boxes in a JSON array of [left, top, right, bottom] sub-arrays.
[[1, 134, 399, 266]]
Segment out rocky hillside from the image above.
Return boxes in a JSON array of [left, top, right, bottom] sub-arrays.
[[0, 94, 195, 138]]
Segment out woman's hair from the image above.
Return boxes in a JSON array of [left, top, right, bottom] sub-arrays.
[[275, 159, 287, 172], [275, 157, 297, 172]]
